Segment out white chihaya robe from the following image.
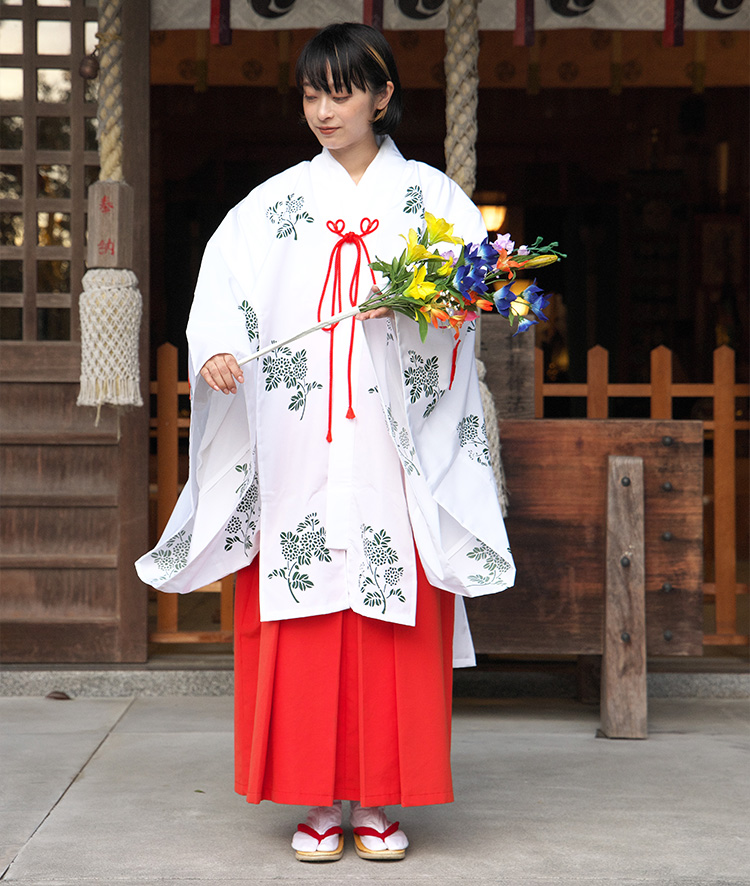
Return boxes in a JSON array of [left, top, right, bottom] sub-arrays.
[[135, 137, 515, 664]]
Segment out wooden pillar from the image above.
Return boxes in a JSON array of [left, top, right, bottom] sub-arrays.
[[600, 455, 647, 739]]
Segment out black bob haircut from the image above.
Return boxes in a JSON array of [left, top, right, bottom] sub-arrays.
[[295, 23, 403, 136]]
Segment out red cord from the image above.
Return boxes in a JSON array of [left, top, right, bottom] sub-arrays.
[[317, 218, 379, 441]]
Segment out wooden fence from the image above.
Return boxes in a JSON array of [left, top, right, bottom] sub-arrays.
[[535, 344, 748, 647], [148, 344, 234, 644], [148, 341, 748, 648]]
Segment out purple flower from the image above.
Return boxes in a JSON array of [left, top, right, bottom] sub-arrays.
[[517, 245, 530, 255], [492, 233, 515, 255]]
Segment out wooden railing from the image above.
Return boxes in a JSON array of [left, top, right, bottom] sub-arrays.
[[535, 344, 749, 647], [148, 343, 233, 645], [147, 341, 748, 648]]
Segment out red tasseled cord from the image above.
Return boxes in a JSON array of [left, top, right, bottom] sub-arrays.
[[318, 218, 379, 442]]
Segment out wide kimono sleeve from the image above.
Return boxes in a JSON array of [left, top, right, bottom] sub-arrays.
[[363, 169, 516, 599], [134, 194, 268, 593]]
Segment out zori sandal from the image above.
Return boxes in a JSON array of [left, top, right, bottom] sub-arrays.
[[292, 823, 344, 862], [353, 821, 407, 861]]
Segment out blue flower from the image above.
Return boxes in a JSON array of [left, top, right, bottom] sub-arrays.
[[492, 283, 516, 317], [494, 280, 551, 335], [455, 260, 489, 299], [520, 282, 550, 318]]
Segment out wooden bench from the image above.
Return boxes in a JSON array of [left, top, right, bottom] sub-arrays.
[[465, 419, 704, 738]]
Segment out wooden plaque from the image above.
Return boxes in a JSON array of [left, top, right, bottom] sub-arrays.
[[86, 180, 134, 268]]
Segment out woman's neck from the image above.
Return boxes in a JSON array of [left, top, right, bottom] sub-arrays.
[[328, 135, 381, 185]]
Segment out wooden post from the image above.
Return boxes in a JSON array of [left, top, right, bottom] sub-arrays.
[[587, 345, 609, 418], [534, 346, 544, 418], [600, 455, 647, 739], [156, 343, 179, 634], [481, 315, 536, 418], [713, 346, 737, 638]]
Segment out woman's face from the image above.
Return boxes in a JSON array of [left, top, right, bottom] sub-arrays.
[[302, 72, 393, 155]]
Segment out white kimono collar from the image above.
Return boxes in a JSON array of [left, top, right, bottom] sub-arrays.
[[316, 136, 405, 191]]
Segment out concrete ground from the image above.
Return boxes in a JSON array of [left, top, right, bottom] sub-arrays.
[[0, 695, 748, 886]]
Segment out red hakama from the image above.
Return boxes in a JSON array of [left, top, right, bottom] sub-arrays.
[[234, 555, 455, 807]]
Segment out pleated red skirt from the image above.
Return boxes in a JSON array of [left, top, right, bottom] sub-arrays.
[[233, 555, 455, 808]]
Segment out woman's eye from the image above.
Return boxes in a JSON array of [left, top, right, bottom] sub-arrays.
[[332, 95, 350, 103]]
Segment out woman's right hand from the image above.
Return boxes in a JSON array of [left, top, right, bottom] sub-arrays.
[[200, 353, 244, 395]]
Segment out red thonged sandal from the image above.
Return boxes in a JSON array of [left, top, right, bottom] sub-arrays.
[[293, 823, 344, 862], [353, 821, 407, 861]]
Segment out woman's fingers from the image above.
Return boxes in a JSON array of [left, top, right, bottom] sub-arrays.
[[200, 353, 244, 394], [356, 306, 393, 321]]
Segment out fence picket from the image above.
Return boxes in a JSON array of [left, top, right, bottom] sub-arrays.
[[587, 346, 609, 418], [713, 346, 738, 640], [156, 344, 179, 634], [650, 345, 673, 420]]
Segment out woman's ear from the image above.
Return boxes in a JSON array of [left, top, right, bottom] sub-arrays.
[[376, 80, 395, 112]]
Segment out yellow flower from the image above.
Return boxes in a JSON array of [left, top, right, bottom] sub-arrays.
[[404, 265, 437, 301], [510, 296, 531, 317], [437, 255, 455, 276], [401, 228, 435, 263], [424, 212, 464, 247]]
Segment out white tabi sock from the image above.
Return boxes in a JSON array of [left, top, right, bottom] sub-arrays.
[[350, 801, 409, 851], [291, 801, 342, 853]]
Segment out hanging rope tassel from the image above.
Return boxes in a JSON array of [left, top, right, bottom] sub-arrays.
[[445, 0, 508, 513], [78, 268, 142, 410], [78, 0, 144, 417]]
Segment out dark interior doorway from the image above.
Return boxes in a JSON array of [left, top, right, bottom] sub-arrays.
[[149, 84, 748, 387]]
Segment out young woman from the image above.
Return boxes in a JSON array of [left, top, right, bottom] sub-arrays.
[[137, 23, 514, 862]]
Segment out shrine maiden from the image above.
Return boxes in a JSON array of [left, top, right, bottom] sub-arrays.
[[136, 23, 515, 863]]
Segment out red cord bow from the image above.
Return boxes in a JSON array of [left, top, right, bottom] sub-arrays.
[[318, 218, 379, 442]]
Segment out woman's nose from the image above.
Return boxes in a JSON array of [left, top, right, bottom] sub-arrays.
[[318, 97, 334, 119]]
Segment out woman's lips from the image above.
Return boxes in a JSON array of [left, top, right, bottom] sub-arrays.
[[318, 127, 338, 135]]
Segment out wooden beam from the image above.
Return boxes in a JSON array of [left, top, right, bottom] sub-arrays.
[[600, 455, 647, 739]]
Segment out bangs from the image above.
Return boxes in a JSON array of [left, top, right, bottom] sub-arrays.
[[296, 39, 368, 95]]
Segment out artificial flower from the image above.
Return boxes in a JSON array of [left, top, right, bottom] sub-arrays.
[[424, 212, 464, 247], [493, 233, 515, 254], [361, 215, 564, 343], [404, 264, 437, 300], [401, 228, 437, 263]]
